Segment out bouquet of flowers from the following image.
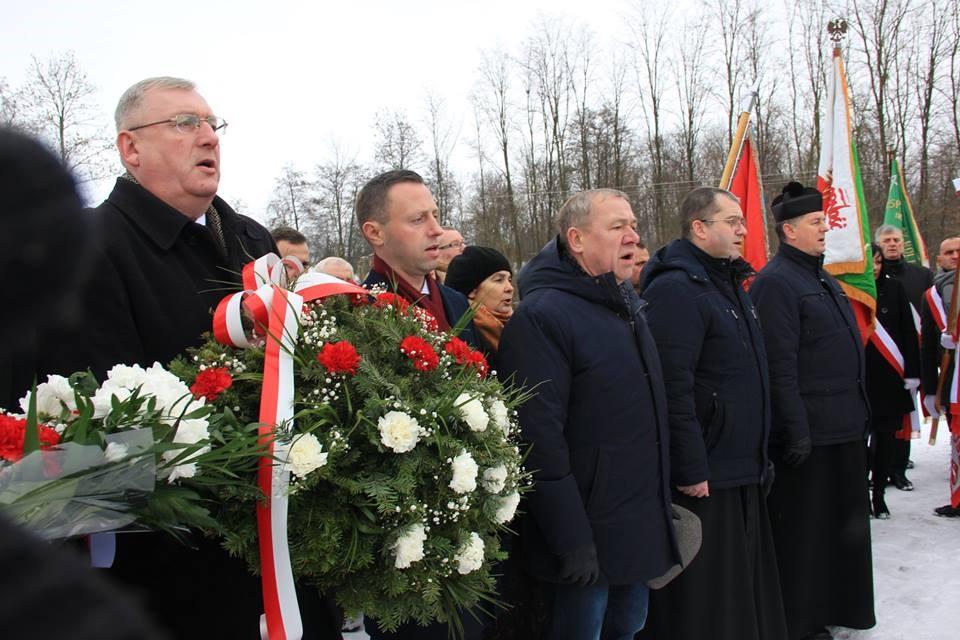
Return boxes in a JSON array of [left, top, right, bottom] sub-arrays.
[[171, 286, 529, 634], [0, 362, 263, 540]]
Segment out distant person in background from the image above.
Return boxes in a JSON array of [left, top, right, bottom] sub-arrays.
[[435, 226, 466, 283], [865, 243, 920, 519], [631, 240, 651, 293], [313, 255, 357, 283], [875, 224, 931, 490], [920, 234, 960, 517], [272, 226, 311, 276], [445, 246, 514, 359]]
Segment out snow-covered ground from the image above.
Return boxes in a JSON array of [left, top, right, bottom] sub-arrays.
[[347, 424, 960, 640], [834, 425, 960, 640]]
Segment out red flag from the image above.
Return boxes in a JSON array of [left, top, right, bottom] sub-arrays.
[[726, 131, 769, 270]]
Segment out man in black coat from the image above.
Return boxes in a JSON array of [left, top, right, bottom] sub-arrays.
[[749, 182, 874, 640], [875, 224, 932, 490], [865, 245, 921, 518], [919, 235, 960, 517], [355, 169, 481, 640], [497, 189, 678, 640], [28, 77, 340, 639], [638, 187, 787, 640]]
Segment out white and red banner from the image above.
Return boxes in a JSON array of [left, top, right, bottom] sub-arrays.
[[213, 255, 366, 640]]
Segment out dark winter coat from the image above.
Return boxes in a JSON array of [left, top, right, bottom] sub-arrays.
[[642, 238, 770, 489], [44, 178, 277, 380], [362, 269, 479, 347], [921, 269, 956, 402], [882, 256, 933, 311], [866, 273, 920, 420], [497, 238, 678, 586], [748, 243, 869, 448], [32, 178, 303, 639]]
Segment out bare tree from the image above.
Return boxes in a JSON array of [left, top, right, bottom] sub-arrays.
[[314, 146, 366, 263], [627, 4, 673, 243], [17, 51, 113, 183], [266, 165, 315, 231], [910, 0, 950, 215], [848, 0, 912, 182], [706, 0, 752, 147], [422, 93, 460, 224], [373, 109, 423, 171], [476, 49, 523, 263], [786, 0, 830, 174], [673, 17, 711, 184]]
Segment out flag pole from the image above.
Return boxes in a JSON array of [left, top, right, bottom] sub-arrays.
[[931, 176, 960, 444], [719, 80, 760, 189]]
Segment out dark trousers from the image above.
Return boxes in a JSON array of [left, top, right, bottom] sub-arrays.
[[892, 436, 911, 476], [544, 581, 649, 640], [869, 423, 898, 490]]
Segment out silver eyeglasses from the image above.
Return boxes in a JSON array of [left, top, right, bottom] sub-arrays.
[[128, 114, 228, 135], [699, 216, 746, 229]]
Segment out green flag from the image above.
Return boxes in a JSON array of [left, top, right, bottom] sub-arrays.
[[883, 156, 929, 266]]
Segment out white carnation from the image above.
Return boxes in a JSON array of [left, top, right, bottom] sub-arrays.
[[494, 491, 521, 524], [92, 362, 203, 423], [162, 418, 211, 483], [481, 465, 508, 494], [449, 450, 478, 494], [489, 399, 510, 436], [378, 411, 422, 453], [454, 532, 485, 575], [140, 362, 204, 420], [455, 393, 489, 432], [287, 433, 328, 478], [392, 523, 427, 569], [19, 375, 76, 417]]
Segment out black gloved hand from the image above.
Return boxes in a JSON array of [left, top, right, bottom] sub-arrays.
[[783, 436, 812, 468], [762, 460, 776, 497], [558, 545, 600, 587]]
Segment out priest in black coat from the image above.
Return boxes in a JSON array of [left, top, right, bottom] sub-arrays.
[[749, 182, 875, 640]]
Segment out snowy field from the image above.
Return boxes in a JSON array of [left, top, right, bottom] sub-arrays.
[[834, 424, 960, 640], [347, 423, 960, 640]]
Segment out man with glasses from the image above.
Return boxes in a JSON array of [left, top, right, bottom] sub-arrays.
[[638, 187, 787, 640], [37, 77, 346, 639], [749, 182, 874, 640], [435, 226, 466, 283]]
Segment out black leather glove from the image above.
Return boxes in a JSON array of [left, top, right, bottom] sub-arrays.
[[762, 460, 776, 497], [558, 545, 600, 587], [783, 436, 812, 468]]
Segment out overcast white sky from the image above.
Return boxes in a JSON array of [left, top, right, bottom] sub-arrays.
[[3, 0, 649, 221]]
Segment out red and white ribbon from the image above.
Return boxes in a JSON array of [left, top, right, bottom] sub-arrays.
[[212, 254, 366, 640]]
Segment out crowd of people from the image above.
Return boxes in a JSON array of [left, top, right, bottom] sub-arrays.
[[2, 74, 959, 640]]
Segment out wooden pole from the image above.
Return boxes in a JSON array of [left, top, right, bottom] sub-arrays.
[[719, 80, 760, 189]]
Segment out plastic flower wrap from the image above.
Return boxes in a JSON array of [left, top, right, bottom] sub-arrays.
[[1, 364, 264, 540], [170, 288, 530, 634]]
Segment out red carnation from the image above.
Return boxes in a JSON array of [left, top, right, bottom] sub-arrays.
[[444, 338, 472, 365], [444, 338, 489, 378], [190, 367, 234, 402], [467, 351, 490, 378], [0, 414, 60, 462], [318, 340, 361, 375], [400, 335, 440, 372], [374, 293, 410, 313]]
